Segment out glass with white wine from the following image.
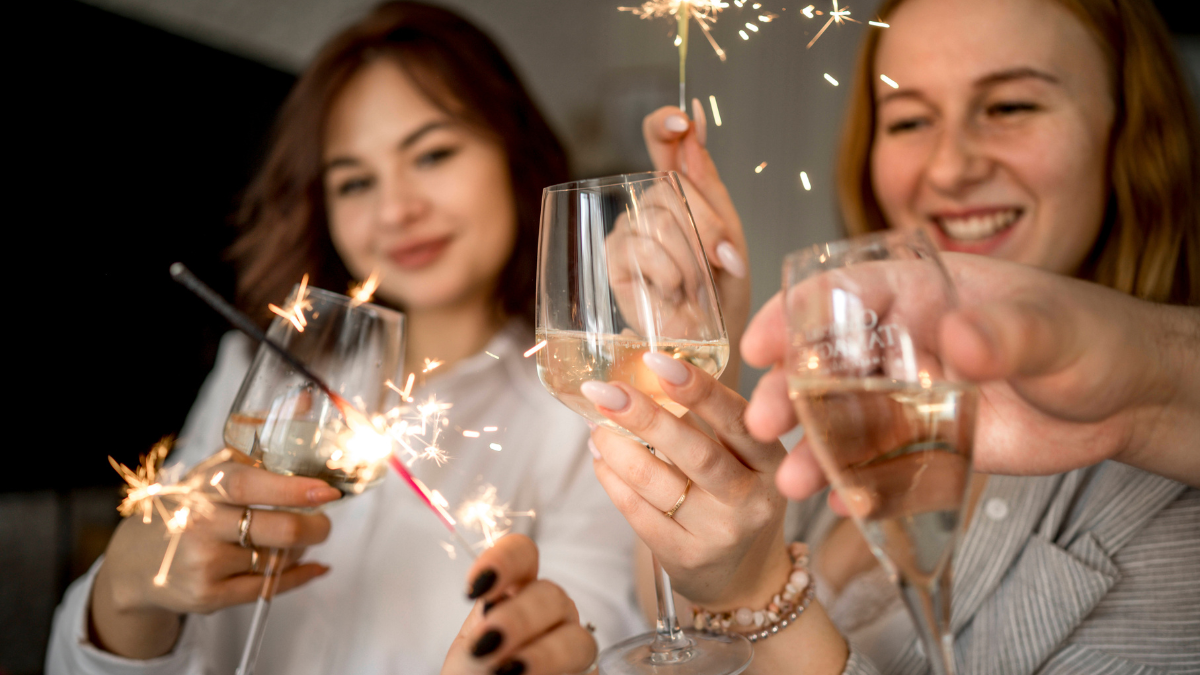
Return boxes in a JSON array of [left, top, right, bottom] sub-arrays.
[[783, 231, 976, 675], [536, 171, 749, 675], [224, 285, 405, 675]]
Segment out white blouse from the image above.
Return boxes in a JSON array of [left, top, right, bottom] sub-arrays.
[[47, 321, 645, 675]]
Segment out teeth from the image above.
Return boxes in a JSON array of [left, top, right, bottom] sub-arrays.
[[936, 209, 1020, 241]]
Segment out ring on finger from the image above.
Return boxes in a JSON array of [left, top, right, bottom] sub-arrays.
[[249, 548, 262, 574], [664, 479, 692, 519], [237, 507, 254, 549]]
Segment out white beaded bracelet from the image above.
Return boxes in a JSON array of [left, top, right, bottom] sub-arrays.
[[691, 542, 815, 643]]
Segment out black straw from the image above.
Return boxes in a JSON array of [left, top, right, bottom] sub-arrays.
[[169, 263, 343, 404]]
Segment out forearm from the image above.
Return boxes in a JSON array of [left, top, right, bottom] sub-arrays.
[[1123, 304, 1200, 487], [89, 560, 183, 659]]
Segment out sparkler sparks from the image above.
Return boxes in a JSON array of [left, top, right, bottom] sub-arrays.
[[457, 484, 535, 549], [422, 358, 443, 373], [800, 171, 812, 191], [348, 270, 382, 307], [524, 340, 548, 358], [869, 20, 889, 27], [880, 74, 899, 88], [708, 95, 723, 126], [620, 0, 729, 109], [754, 162, 768, 173], [267, 274, 312, 332], [824, 73, 840, 86], [805, 0, 858, 49]]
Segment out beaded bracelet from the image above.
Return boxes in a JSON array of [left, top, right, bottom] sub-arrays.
[[691, 542, 815, 643]]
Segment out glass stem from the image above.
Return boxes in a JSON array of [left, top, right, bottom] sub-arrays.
[[649, 554, 695, 663], [898, 573, 956, 675], [235, 547, 285, 675]]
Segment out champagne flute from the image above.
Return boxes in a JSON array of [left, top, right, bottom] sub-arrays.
[[535, 171, 750, 675], [223, 285, 405, 675], [782, 231, 976, 675]]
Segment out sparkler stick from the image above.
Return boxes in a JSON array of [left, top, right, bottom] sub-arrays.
[[620, 1, 729, 111]]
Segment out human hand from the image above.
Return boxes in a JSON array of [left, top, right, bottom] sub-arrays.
[[441, 534, 598, 675], [581, 353, 791, 611], [742, 253, 1200, 501], [643, 104, 751, 383], [90, 450, 340, 658]]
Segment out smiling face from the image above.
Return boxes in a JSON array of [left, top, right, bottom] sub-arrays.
[[870, 0, 1115, 275], [322, 58, 518, 314]]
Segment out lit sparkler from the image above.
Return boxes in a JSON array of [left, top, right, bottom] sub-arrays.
[[457, 484, 535, 549], [620, 0, 730, 109], [422, 358, 443, 373], [348, 270, 382, 307], [267, 274, 311, 332], [805, 0, 858, 49]]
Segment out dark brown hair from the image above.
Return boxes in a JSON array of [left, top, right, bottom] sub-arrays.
[[231, 1, 569, 325], [837, 0, 1200, 304]]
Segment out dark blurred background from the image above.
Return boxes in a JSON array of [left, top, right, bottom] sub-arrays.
[[4, 1, 1198, 672]]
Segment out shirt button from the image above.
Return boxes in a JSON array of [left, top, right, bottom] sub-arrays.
[[984, 498, 1009, 521]]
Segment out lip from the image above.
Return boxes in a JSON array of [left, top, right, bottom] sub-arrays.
[[386, 235, 453, 271], [926, 206, 1023, 256]]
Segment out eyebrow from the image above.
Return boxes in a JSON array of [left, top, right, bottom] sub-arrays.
[[876, 67, 1060, 106], [323, 119, 454, 172]]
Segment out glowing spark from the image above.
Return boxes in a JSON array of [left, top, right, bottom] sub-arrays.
[[619, 1, 730, 64], [807, 355, 820, 369], [403, 373, 415, 399], [483, 426, 498, 432], [869, 20, 889, 27], [674, 35, 683, 46], [484, 351, 500, 359], [752, 2, 761, 6], [463, 430, 481, 438], [800, 171, 812, 191], [802, 4, 814, 17], [524, 340, 547, 358], [824, 73, 839, 86], [422, 358, 443, 373], [806, 0, 857, 49], [708, 95, 723, 126], [489, 443, 502, 451], [755, 162, 768, 173], [267, 274, 311, 332], [880, 74, 899, 88], [739, 29, 749, 39], [759, 14, 773, 21], [745, 22, 759, 31], [457, 484, 535, 549], [348, 270, 382, 307]]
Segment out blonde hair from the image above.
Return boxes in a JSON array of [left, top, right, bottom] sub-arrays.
[[836, 0, 1200, 304]]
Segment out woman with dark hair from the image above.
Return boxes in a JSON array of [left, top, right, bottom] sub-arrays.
[[45, 2, 754, 672]]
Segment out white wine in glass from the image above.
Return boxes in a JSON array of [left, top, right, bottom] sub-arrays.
[[783, 231, 975, 675], [535, 171, 749, 675]]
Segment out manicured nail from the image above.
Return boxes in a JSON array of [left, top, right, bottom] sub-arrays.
[[588, 438, 602, 460], [837, 487, 875, 519], [643, 352, 689, 385], [691, 97, 708, 147], [580, 381, 629, 411], [308, 485, 342, 503], [495, 661, 526, 675], [472, 629, 503, 657], [665, 114, 689, 133], [716, 242, 747, 279], [468, 568, 497, 599]]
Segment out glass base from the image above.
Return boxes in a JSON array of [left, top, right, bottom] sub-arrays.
[[598, 629, 753, 675]]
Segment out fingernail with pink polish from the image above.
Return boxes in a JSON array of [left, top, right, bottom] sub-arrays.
[[665, 115, 689, 133], [580, 381, 630, 411], [309, 486, 341, 503], [643, 352, 689, 385], [587, 438, 602, 460], [691, 98, 708, 147], [716, 241, 747, 279]]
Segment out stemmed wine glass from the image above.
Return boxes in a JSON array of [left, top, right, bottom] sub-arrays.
[[782, 231, 977, 675], [223, 285, 405, 675], [535, 171, 751, 675]]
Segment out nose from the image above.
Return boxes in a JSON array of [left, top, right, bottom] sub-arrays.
[[925, 123, 991, 196], [377, 173, 429, 231]]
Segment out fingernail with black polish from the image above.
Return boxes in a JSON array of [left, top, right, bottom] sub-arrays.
[[468, 568, 497, 599], [495, 660, 526, 675], [472, 630, 503, 657]]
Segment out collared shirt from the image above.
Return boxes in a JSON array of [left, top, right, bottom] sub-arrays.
[[818, 462, 1200, 674], [47, 322, 645, 675]]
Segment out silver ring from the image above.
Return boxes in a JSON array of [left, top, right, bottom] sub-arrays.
[[237, 507, 254, 549], [249, 548, 261, 574]]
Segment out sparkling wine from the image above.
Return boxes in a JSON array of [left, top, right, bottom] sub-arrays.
[[536, 329, 729, 436], [788, 378, 977, 587]]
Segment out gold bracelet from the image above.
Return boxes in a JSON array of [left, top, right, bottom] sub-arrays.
[[691, 542, 814, 643]]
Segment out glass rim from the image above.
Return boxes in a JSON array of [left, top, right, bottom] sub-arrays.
[[783, 229, 937, 270], [543, 170, 676, 193], [289, 284, 406, 325]]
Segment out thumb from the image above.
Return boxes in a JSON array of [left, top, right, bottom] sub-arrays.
[[940, 299, 1080, 382]]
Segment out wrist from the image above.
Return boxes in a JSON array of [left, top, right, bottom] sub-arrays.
[[693, 542, 814, 640], [90, 560, 183, 658]]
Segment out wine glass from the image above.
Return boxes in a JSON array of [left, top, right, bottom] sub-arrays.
[[224, 285, 405, 675], [782, 230, 976, 675], [535, 171, 751, 675]]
